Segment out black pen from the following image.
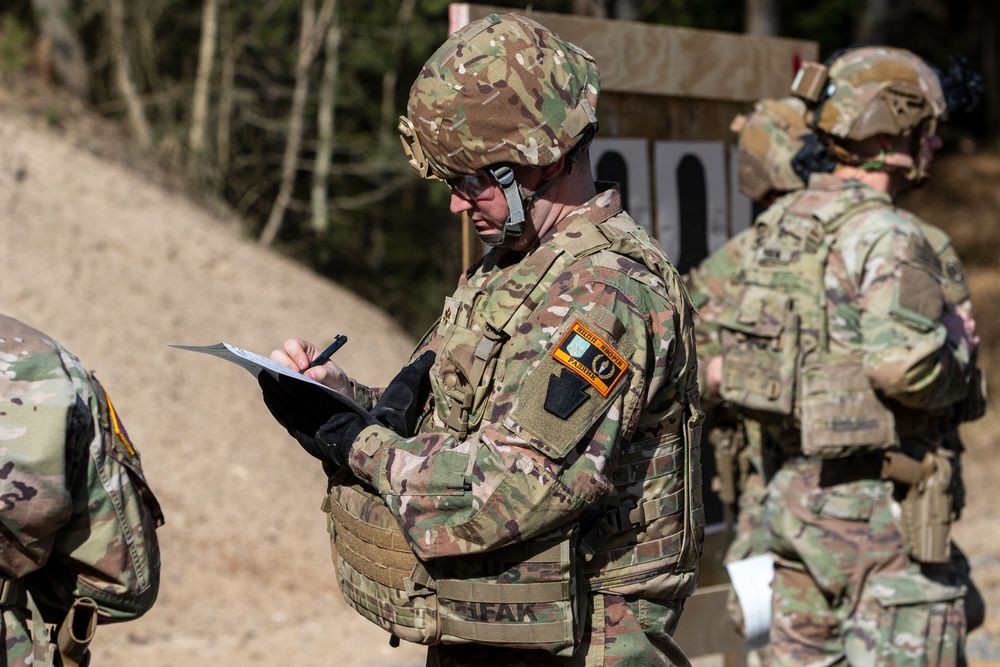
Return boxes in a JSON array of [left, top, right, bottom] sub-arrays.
[[305, 334, 348, 370]]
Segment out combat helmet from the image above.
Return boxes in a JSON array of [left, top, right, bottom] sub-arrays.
[[731, 97, 815, 201], [398, 13, 600, 246], [791, 46, 946, 183]]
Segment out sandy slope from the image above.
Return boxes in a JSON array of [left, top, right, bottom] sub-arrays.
[[0, 103, 426, 666], [1, 90, 998, 667]]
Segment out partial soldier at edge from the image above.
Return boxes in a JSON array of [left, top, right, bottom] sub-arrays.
[[0, 313, 164, 667]]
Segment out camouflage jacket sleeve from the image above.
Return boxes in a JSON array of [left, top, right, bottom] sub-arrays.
[[347, 263, 686, 561], [0, 317, 163, 622], [686, 230, 753, 402], [827, 213, 971, 411]]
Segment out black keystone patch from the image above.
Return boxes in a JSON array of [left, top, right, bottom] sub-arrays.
[[544, 369, 591, 419]]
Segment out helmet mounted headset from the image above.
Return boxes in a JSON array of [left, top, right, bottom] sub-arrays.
[[790, 46, 978, 184]]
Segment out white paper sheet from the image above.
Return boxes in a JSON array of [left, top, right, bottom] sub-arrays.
[[726, 553, 774, 650], [170, 342, 366, 414]]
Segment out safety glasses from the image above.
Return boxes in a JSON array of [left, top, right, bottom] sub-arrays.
[[446, 171, 494, 200]]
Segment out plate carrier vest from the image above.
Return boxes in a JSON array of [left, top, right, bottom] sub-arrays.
[[717, 183, 957, 458], [323, 213, 704, 654]]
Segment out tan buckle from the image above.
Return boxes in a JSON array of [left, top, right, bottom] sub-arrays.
[[397, 116, 437, 179]]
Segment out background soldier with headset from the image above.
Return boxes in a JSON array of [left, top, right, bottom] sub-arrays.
[[686, 98, 823, 661], [0, 313, 164, 667], [258, 12, 705, 666], [699, 46, 985, 665]]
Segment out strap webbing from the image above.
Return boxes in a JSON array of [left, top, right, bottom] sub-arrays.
[[442, 616, 570, 644], [436, 579, 569, 604]]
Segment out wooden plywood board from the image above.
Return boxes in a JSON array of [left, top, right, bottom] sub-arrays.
[[674, 583, 747, 658], [599, 92, 745, 141], [450, 4, 818, 102]]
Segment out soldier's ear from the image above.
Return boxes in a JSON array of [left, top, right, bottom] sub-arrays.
[[541, 157, 567, 180]]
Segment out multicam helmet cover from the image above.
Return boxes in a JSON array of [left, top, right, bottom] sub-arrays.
[[400, 13, 600, 180], [731, 97, 811, 201], [799, 46, 947, 142]]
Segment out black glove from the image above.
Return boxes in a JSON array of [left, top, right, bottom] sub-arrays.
[[371, 350, 436, 436], [258, 350, 435, 469], [258, 371, 373, 468]]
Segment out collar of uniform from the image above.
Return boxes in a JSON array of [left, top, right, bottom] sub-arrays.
[[537, 182, 622, 247]]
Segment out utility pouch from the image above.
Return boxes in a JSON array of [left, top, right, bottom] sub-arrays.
[[709, 418, 744, 509], [57, 597, 98, 667], [325, 471, 584, 654], [719, 287, 799, 416], [800, 356, 898, 458], [432, 526, 585, 656], [325, 472, 440, 646], [890, 450, 954, 564]]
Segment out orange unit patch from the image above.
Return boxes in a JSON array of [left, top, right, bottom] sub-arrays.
[[551, 321, 627, 397]]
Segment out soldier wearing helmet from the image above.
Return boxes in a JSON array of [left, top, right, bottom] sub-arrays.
[[731, 96, 815, 205], [696, 46, 983, 666], [259, 13, 704, 665]]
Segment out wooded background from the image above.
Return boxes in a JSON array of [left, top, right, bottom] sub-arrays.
[[4, 0, 998, 335]]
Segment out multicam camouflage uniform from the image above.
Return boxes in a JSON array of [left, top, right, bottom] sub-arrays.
[[687, 98, 818, 654], [342, 186, 704, 666], [331, 13, 705, 666], [702, 47, 984, 665], [0, 314, 163, 667], [688, 94, 984, 645], [720, 172, 974, 667]]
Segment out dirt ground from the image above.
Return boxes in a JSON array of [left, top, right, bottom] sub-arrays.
[[1, 78, 998, 666]]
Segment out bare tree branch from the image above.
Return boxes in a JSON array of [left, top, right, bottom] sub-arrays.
[[188, 0, 222, 175], [106, 0, 152, 148], [217, 0, 288, 181], [378, 0, 417, 149], [311, 1, 342, 232], [259, 0, 336, 245]]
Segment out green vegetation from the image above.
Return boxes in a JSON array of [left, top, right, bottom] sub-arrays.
[[4, 0, 998, 336]]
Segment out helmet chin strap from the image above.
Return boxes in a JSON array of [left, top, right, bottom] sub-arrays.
[[483, 165, 561, 248]]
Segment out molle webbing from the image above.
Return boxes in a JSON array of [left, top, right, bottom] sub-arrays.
[[325, 476, 439, 645], [721, 187, 890, 421], [326, 475, 583, 654], [326, 482, 418, 591], [0, 575, 26, 607], [427, 538, 583, 651]]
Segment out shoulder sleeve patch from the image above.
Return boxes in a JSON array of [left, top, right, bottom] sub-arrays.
[[551, 321, 627, 397], [104, 389, 138, 458], [506, 316, 636, 461]]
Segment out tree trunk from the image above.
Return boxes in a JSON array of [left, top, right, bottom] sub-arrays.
[[311, 3, 342, 232], [188, 0, 222, 176], [744, 0, 779, 35], [106, 0, 152, 148], [573, 0, 606, 18], [378, 0, 417, 149], [217, 0, 287, 186], [30, 0, 90, 99], [216, 11, 235, 183], [259, 0, 336, 245]]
